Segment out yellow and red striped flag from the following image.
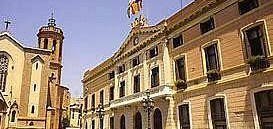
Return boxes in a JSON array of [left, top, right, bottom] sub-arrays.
[[127, 0, 143, 18]]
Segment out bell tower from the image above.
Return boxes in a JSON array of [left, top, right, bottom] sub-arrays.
[[37, 13, 64, 84]]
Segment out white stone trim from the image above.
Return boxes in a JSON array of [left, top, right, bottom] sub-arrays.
[[207, 94, 230, 129], [173, 53, 188, 82], [250, 84, 273, 129], [201, 39, 223, 75], [240, 19, 272, 57], [176, 100, 192, 129]]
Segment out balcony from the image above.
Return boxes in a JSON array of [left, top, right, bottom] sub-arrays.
[[109, 85, 173, 108]]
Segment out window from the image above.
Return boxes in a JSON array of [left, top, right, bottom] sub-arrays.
[[109, 71, 115, 80], [72, 109, 75, 119], [153, 108, 163, 129], [0, 55, 8, 92], [254, 89, 273, 128], [59, 43, 63, 58], [120, 115, 126, 129], [134, 112, 142, 129], [200, 17, 215, 34], [91, 94, 95, 108], [119, 81, 125, 98], [109, 86, 114, 101], [133, 75, 140, 93], [100, 118, 104, 129], [43, 38, 48, 49], [178, 104, 190, 129], [100, 90, 104, 105], [11, 110, 16, 122], [149, 46, 158, 58], [35, 63, 39, 70], [239, 0, 259, 15], [118, 64, 126, 74], [173, 35, 183, 48], [52, 40, 57, 53], [33, 84, 37, 91], [91, 119, 95, 129], [84, 97, 88, 111], [175, 57, 186, 81], [245, 25, 267, 58], [210, 98, 227, 129], [31, 105, 35, 114], [151, 67, 159, 88], [205, 44, 220, 71], [132, 56, 140, 67], [110, 117, 114, 129]]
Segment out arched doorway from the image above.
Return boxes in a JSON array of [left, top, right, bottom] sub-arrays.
[[120, 115, 126, 129], [134, 112, 142, 129], [153, 108, 162, 129]]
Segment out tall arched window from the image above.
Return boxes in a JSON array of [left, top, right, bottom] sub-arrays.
[[153, 108, 163, 129], [0, 55, 8, 92], [120, 115, 126, 129], [43, 38, 48, 49], [134, 112, 142, 129], [11, 110, 16, 122]]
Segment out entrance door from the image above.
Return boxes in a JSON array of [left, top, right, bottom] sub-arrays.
[[153, 108, 162, 129], [255, 89, 273, 129]]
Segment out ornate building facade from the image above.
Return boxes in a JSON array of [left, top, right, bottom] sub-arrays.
[[68, 97, 83, 129], [0, 16, 70, 129], [82, 0, 273, 129]]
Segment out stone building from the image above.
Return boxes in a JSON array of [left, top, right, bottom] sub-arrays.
[[82, 0, 273, 129], [68, 97, 83, 128], [0, 16, 70, 129]]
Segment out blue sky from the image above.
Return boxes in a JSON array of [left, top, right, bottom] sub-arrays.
[[0, 0, 193, 97]]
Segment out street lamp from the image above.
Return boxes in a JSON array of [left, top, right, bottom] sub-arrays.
[[96, 103, 105, 129], [142, 90, 154, 129]]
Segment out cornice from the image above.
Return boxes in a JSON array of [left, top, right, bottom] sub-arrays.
[[167, 0, 226, 34]]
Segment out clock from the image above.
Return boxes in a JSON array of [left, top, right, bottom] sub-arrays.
[[134, 37, 139, 45]]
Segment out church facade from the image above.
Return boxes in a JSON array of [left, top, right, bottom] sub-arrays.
[[0, 17, 70, 129], [82, 0, 273, 129]]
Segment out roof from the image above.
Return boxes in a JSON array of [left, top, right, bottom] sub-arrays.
[[0, 31, 52, 54]]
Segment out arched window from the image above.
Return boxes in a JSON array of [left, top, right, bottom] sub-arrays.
[[31, 105, 35, 114], [120, 115, 126, 129], [0, 55, 8, 92], [11, 110, 16, 122], [43, 38, 48, 49], [153, 108, 162, 129], [134, 112, 142, 129]]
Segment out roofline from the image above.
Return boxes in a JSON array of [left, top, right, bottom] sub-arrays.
[[0, 31, 52, 54]]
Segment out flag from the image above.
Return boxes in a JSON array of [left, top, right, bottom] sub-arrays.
[[127, 0, 143, 18]]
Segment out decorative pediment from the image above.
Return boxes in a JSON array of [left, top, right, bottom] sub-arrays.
[[31, 55, 45, 64], [113, 25, 163, 59]]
